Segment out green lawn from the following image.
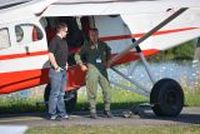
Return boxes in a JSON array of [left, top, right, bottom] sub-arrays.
[[76, 87, 147, 111], [26, 125, 200, 134], [0, 83, 200, 134], [0, 87, 147, 114], [184, 86, 200, 106], [0, 84, 200, 114]]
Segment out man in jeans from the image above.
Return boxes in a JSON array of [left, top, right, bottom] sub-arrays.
[[48, 23, 69, 120]]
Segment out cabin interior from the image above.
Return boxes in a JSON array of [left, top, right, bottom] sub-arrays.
[[43, 16, 90, 66]]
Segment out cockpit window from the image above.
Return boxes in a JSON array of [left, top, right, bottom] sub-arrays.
[[0, 28, 11, 50], [15, 24, 43, 44]]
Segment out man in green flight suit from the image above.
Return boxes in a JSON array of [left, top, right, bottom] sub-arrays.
[[75, 28, 113, 119]]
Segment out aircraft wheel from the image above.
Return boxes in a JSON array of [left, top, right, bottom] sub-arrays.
[[44, 84, 78, 114], [64, 90, 77, 114], [150, 78, 184, 116]]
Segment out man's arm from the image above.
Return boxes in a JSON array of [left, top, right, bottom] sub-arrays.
[[74, 43, 88, 71], [48, 52, 59, 70], [105, 43, 112, 67]]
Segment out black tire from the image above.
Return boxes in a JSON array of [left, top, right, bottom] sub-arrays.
[[44, 84, 78, 114], [44, 84, 51, 107], [150, 78, 184, 117], [64, 90, 77, 114]]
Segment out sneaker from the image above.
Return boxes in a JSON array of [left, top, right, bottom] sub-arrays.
[[61, 114, 69, 119], [103, 110, 113, 118], [90, 112, 98, 119], [49, 115, 58, 120]]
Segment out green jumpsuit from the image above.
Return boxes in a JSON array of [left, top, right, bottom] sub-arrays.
[[75, 39, 112, 113]]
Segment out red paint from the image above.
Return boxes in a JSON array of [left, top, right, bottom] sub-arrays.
[[0, 49, 159, 94], [100, 27, 198, 41], [111, 49, 159, 66], [0, 27, 195, 94], [0, 27, 197, 61], [0, 51, 49, 61], [0, 66, 86, 94]]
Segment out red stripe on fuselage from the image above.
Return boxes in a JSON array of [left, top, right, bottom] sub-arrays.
[[0, 51, 48, 60], [0, 65, 86, 94], [0, 27, 197, 61], [100, 27, 199, 41], [0, 51, 49, 60], [0, 49, 159, 94]]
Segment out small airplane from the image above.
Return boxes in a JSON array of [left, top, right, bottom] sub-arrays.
[[0, 0, 200, 116]]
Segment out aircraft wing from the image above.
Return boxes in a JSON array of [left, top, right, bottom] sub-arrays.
[[42, 0, 200, 17], [1, 0, 200, 24], [0, 0, 57, 25], [0, 0, 29, 8]]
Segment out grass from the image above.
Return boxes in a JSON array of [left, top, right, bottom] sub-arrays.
[[0, 83, 200, 114], [1, 74, 200, 134], [23, 85, 200, 134], [76, 87, 147, 111], [26, 125, 200, 134], [0, 86, 147, 114], [0, 97, 46, 114], [186, 92, 200, 106], [184, 84, 200, 106]]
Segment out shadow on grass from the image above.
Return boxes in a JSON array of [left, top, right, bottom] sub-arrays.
[[132, 105, 200, 125], [141, 113, 200, 125], [1, 101, 199, 125], [0, 103, 47, 118], [153, 113, 200, 124], [0, 101, 147, 118], [75, 101, 147, 112]]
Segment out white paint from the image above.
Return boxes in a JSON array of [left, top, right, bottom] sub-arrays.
[[0, 55, 49, 73], [0, 125, 28, 134], [0, 0, 200, 73]]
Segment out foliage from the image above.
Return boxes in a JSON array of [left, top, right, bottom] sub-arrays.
[[149, 40, 196, 62]]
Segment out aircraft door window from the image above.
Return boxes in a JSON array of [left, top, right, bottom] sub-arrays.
[[0, 28, 11, 50], [15, 24, 43, 44], [15, 26, 24, 42]]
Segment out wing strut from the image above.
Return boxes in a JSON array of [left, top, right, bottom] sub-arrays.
[[108, 7, 188, 66]]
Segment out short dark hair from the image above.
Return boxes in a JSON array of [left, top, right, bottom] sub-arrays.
[[56, 23, 68, 33], [89, 27, 98, 32]]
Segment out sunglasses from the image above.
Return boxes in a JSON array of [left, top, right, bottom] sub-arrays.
[[63, 30, 68, 33]]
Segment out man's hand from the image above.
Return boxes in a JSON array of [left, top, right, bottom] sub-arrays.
[[106, 61, 112, 68], [65, 63, 68, 70], [55, 66, 62, 72], [80, 64, 88, 71]]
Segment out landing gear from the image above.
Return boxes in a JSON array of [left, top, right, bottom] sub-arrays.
[[150, 78, 184, 116], [110, 45, 184, 117], [111, 67, 184, 117], [44, 84, 78, 114]]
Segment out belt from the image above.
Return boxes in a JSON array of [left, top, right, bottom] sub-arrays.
[[50, 66, 66, 71]]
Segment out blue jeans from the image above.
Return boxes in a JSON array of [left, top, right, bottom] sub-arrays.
[[48, 68, 67, 117]]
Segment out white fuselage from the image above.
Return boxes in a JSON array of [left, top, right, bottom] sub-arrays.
[[0, 0, 200, 94]]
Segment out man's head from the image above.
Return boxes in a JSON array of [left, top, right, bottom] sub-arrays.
[[89, 28, 99, 44], [56, 23, 68, 38]]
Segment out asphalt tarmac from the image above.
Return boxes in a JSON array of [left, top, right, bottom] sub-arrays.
[[0, 106, 199, 127]]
